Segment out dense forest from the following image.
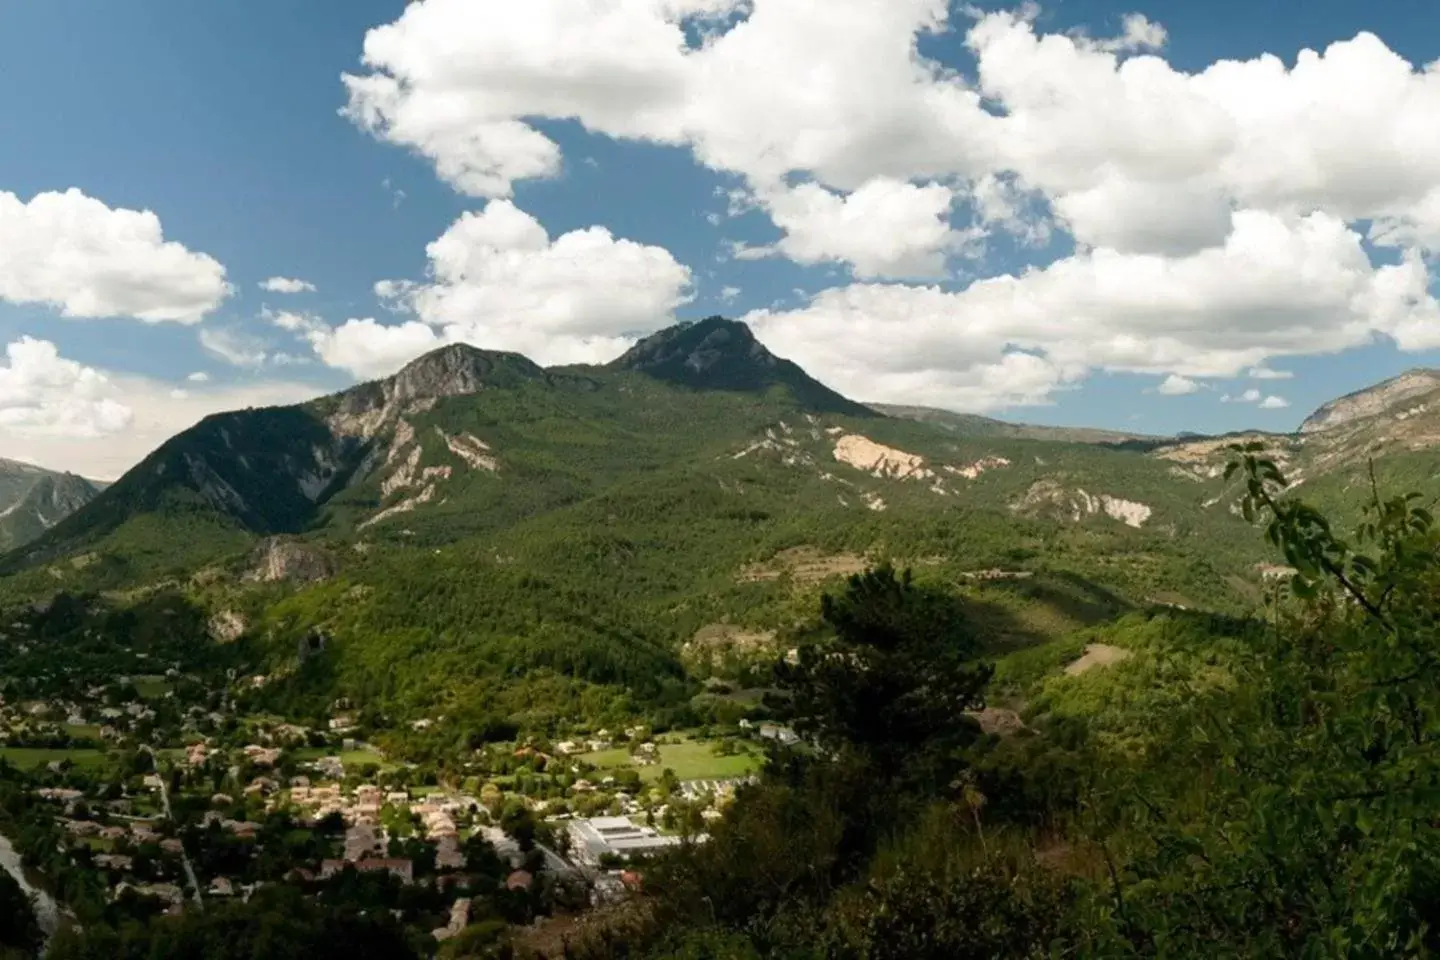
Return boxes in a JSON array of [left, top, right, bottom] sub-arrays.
[[21, 445, 1440, 958], [542, 446, 1440, 958]]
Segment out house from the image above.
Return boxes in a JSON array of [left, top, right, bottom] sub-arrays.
[[313, 756, 345, 779], [344, 823, 381, 862], [242, 745, 282, 768], [505, 870, 534, 891], [35, 788, 84, 803], [94, 854, 133, 872], [209, 877, 235, 897], [435, 834, 466, 871], [321, 858, 414, 884], [759, 724, 800, 745], [161, 838, 185, 855], [245, 777, 279, 796]]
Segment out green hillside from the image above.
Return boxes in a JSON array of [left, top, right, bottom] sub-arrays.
[[4, 320, 1439, 741]]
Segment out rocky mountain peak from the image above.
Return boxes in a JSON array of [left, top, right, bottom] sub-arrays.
[[1301, 368, 1440, 434], [611, 317, 873, 416], [27, 474, 100, 515], [612, 316, 775, 377], [328, 343, 550, 439], [387, 343, 547, 402], [0, 469, 101, 552]]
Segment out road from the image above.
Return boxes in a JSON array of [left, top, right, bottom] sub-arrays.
[[535, 841, 575, 876], [143, 748, 204, 910]]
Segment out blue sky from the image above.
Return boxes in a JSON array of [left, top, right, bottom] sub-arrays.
[[3, 0, 1440, 476]]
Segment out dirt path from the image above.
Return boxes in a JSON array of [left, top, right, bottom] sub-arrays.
[[1064, 643, 1132, 676]]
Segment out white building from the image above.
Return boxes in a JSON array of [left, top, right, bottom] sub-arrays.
[[567, 816, 683, 866]]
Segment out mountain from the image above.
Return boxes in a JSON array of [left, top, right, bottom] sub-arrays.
[[871, 403, 1159, 445], [0, 459, 102, 552], [1300, 368, 1440, 434], [1153, 367, 1440, 530], [6, 318, 1440, 730], [608, 315, 874, 417], [2, 344, 564, 573]]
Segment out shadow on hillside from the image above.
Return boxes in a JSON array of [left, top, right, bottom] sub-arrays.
[[1138, 603, 1258, 639], [962, 570, 1135, 654]]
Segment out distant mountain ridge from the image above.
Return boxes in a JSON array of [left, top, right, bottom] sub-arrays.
[[0, 459, 103, 552], [870, 404, 1159, 445], [1300, 368, 1440, 434]]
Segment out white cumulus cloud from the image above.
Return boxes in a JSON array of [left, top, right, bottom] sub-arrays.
[[1156, 374, 1201, 395], [341, 3, 1440, 409], [306, 318, 440, 380], [259, 276, 316, 294], [317, 200, 692, 372], [745, 210, 1440, 411], [0, 338, 133, 439], [757, 179, 969, 279], [0, 338, 322, 479], [1259, 394, 1291, 409], [0, 189, 230, 323]]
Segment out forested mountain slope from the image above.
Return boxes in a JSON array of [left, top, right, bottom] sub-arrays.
[[3, 321, 1438, 731]]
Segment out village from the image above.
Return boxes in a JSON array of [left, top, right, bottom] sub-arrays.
[[0, 675, 777, 948], [0, 596, 793, 953]]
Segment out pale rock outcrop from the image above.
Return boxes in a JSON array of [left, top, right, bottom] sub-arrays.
[[833, 435, 932, 481], [439, 429, 499, 472], [360, 484, 437, 530], [382, 447, 424, 497], [1092, 493, 1152, 528], [386, 420, 416, 465], [1013, 481, 1152, 528], [945, 456, 1011, 480], [246, 538, 336, 584], [208, 611, 247, 643]]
